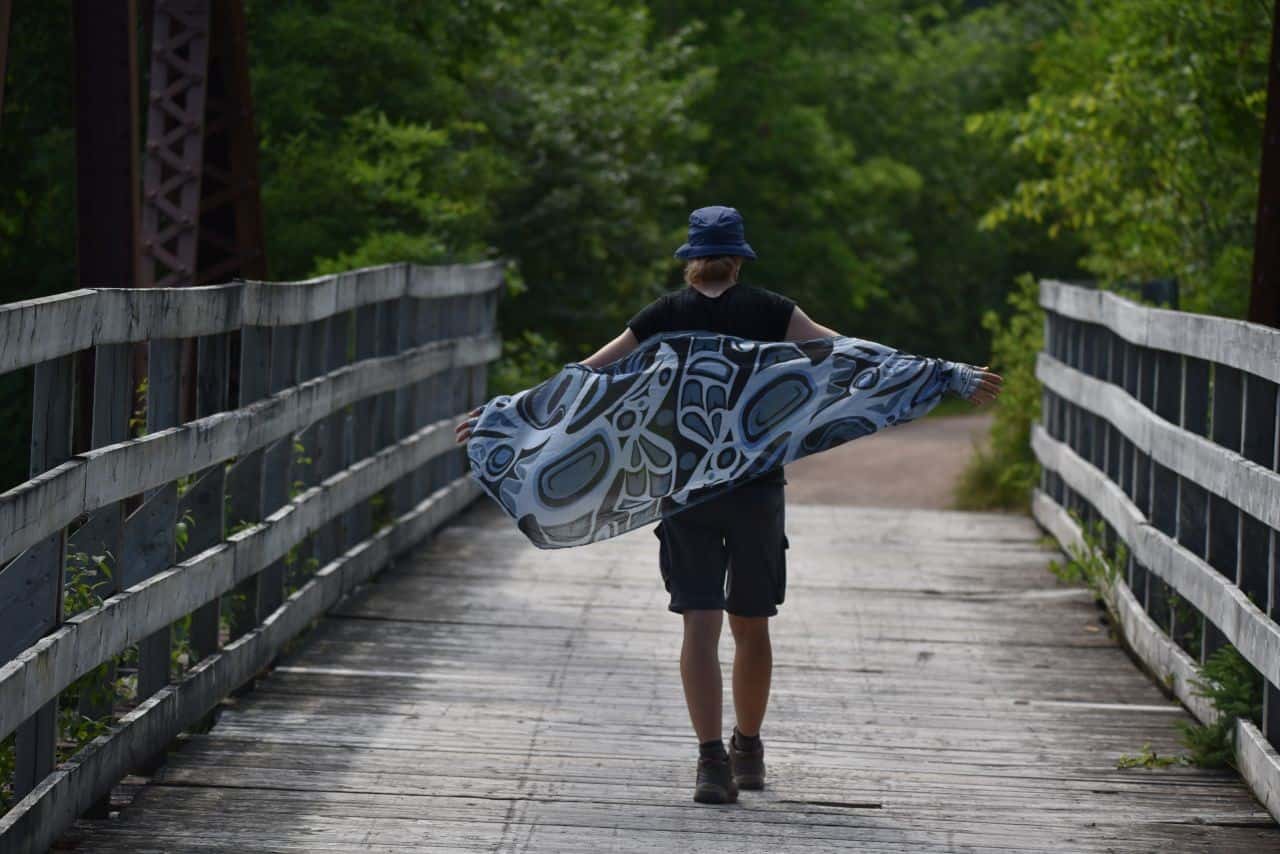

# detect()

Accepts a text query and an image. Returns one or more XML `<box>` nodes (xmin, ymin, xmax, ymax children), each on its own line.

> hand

<box><xmin>968</xmin><ymin>366</ymin><xmax>1004</xmax><ymax>406</ymax></box>
<box><xmin>454</xmin><ymin>407</ymin><xmax>483</xmax><ymax>445</ymax></box>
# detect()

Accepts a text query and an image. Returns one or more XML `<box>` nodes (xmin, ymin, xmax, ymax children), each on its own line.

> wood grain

<box><xmin>0</xmin><ymin>262</ymin><xmax>502</xmax><ymax>375</ymax></box>
<box><xmin>1037</xmin><ymin>353</ymin><xmax>1280</xmax><ymax>530</ymax></box>
<box><xmin>64</xmin><ymin>502</ymin><xmax>1280</xmax><ymax>853</ymax></box>
<box><xmin>1</xmin><ymin>477</ymin><xmax>479</xmax><ymax>854</ymax></box>
<box><xmin>1032</xmin><ymin>424</ymin><xmax>1280</xmax><ymax>690</ymax></box>
<box><xmin>1040</xmin><ymin>279</ymin><xmax>1280</xmax><ymax>384</ymax></box>
<box><xmin>0</xmin><ymin>415</ymin><xmax>466</xmax><ymax>743</ymax></box>
<box><xmin>1033</xmin><ymin>490</ymin><xmax>1280</xmax><ymax>823</ymax></box>
<box><xmin>0</xmin><ymin>332</ymin><xmax>498</xmax><ymax>566</ymax></box>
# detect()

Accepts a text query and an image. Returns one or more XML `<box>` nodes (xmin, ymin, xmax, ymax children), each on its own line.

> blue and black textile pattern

<box><xmin>466</xmin><ymin>331</ymin><xmax>979</xmax><ymax>549</ymax></box>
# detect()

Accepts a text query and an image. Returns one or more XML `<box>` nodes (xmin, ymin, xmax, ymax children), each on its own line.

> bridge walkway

<box><xmin>69</xmin><ymin>502</ymin><xmax>1280</xmax><ymax>853</ymax></box>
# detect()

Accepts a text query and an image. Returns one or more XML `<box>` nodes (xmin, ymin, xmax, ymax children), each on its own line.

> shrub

<box><xmin>953</xmin><ymin>273</ymin><xmax>1042</xmax><ymax>510</ymax></box>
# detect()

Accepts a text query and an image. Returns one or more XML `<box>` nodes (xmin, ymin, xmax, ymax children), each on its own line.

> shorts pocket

<box><xmin>654</xmin><ymin>522</ymin><xmax>673</xmax><ymax>592</ymax></box>
<box><xmin>773</xmin><ymin>533</ymin><xmax>789</xmax><ymax>605</ymax></box>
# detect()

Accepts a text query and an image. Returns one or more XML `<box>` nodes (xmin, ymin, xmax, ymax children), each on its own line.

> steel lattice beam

<box><xmin>140</xmin><ymin>0</ymin><xmax>265</xmax><ymax>288</ymax></box>
<box><xmin>140</xmin><ymin>0</ymin><xmax>211</xmax><ymax>288</ymax></box>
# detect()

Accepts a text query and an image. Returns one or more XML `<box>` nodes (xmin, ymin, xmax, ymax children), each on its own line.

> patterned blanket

<box><xmin>466</xmin><ymin>332</ymin><xmax>978</xmax><ymax>548</ymax></box>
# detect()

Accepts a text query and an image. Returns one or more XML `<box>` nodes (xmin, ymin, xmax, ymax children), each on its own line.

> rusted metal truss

<box><xmin>140</xmin><ymin>0</ymin><xmax>266</xmax><ymax>288</ymax></box>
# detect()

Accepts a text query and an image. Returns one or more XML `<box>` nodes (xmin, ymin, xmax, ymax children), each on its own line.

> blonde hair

<box><xmin>683</xmin><ymin>255</ymin><xmax>744</xmax><ymax>286</ymax></box>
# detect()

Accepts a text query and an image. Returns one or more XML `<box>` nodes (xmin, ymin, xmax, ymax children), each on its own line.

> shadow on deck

<box><xmin>68</xmin><ymin>501</ymin><xmax>1280</xmax><ymax>853</ymax></box>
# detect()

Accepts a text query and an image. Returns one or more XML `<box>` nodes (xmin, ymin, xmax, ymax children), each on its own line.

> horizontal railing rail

<box><xmin>0</xmin><ymin>262</ymin><xmax>502</xmax><ymax>853</ymax></box>
<box><xmin>1033</xmin><ymin>279</ymin><xmax>1280</xmax><ymax>820</ymax></box>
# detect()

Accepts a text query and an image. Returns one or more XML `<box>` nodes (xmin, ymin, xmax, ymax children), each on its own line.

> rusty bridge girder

<box><xmin>140</xmin><ymin>0</ymin><xmax>266</xmax><ymax>289</ymax></box>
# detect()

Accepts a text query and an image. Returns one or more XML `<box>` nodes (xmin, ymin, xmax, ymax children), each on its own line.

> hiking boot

<box><xmin>693</xmin><ymin>752</ymin><xmax>739</xmax><ymax>804</ymax></box>
<box><xmin>730</xmin><ymin>730</ymin><xmax>765</xmax><ymax>790</ymax></box>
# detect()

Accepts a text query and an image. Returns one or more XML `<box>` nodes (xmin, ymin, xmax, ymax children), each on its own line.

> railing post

<box><xmin>1202</xmin><ymin>365</ymin><xmax>1244</xmax><ymax>660</ymax></box>
<box><xmin>10</xmin><ymin>355</ymin><xmax>75</xmax><ymax>799</ymax></box>
<box><xmin>1150</xmin><ymin>350</ymin><xmax>1181</xmax><ymax>640</ymax></box>
<box><xmin>1241</xmin><ymin>375</ymin><xmax>1277</xmax><ymax>607</ymax></box>
<box><xmin>225</xmin><ymin>324</ymin><xmax>270</xmax><ymax>634</ymax></box>
<box><xmin>185</xmin><ymin>333</ymin><xmax>231</xmax><ymax>660</ymax></box>
<box><xmin>256</xmin><ymin>322</ymin><xmax>300</xmax><ymax>622</ymax></box>
<box><xmin>73</xmin><ymin>343</ymin><xmax>132</xmax><ymax>729</ymax></box>
<box><xmin>392</xmin><ymin>285</ymin><xmax>419</xmax><ymax>517</ymax></box>
<box><xmin>286</xmin><ymin>315</ymin><xmax>328</xmax><ymax>591</ymax></box>
<box><xmin>130</xmin><ymin>338</ymin><xmax>182</xmax><ymax>703</ymax></box>
<box><xmin>321</xmin><ymin>301</ymin><xmax>351</xmax><ymax>560</ymax></box>
<box><xmin>449</xmin><ymin>295</ymin><xmax>469</xmax><ymax>481</ymax></box>
<box><xmin>422</xmin><ymin>292</ymin><xmax>445</xmax><ymax>493</ymax></box>
<box><xmin>348</xmin><ymin>296</ymin><xmax>379</xmax><ymax>542</ymax></box>
<box><xmin>1180</xmin><ymin>357</ymin><xmax>1211</xmax><ymax>657</ymax></box>
<box><xmin>411</xmin><ymin>269</ymin><xmax>437</xmax><ymax>502</ymax></box>
<box><xmin>372</xmin><ymin>297</ymin><xmax>397</xmax><ymax>533</ymax></box>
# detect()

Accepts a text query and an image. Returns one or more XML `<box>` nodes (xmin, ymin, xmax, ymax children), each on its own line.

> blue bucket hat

<box><xmin>674</xmin><ymin>205</ymin><xmax>757</xmax><ymax>260</ymax></box>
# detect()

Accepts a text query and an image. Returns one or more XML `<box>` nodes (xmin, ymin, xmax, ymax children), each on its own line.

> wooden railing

<box><xmin>1032</xmin><ymin>280</ymin><xmax>1280</xmax><ymax>818</ymax></box>
<box><xmin>0</xmin><ymin>262</ymin><xmax>502</xmax><ymax>852</ymax></box>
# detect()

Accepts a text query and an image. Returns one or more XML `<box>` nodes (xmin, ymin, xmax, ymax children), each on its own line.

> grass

<box><xmin>1117</xmin><ymin>743</ymin><xmax>1188</xmax><ymax>769</ymax></box>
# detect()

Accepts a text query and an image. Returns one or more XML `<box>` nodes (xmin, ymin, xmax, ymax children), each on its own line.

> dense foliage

<box><xmin>0</xmin><ymin>0</ymin><xmax>1270</xmax><ymax>503</ymax></box>
<box><xmin>953</xmin><ymin>274</ymin><xmax>1044</xmax><ymax>510</ymax></box>
<box><xmin>973</xmin><ymin>0</ymin><xmax>1272</xmax><ymax>318</ymax></box>
<box><xmin>248</xmin><ymin>0</ymin><xmax>713</xmax><ymax>355</ymax></box>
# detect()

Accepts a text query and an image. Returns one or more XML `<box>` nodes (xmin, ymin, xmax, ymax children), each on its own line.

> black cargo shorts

<box><xmin>653</xmin><ymin>479</ymin><xmax>789</xmax><ymax>617</ymax></box>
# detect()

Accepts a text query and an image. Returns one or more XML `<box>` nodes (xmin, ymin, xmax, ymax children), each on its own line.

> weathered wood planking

<box><xmin>1032</xmin><ymin>491</ymin><xmax>1280</xmax><ymax>821</ymax></box>
<box><xmin>1038</xmin><ymin>280</ymin><xmax>1280</xmax><ymax>823</ymax></box>
<box><xmin>131</xmin><ymin>338</ymin><xmax>182</xmax><ymax>703</ymax></box>
<box><xmin>64</xmin><ymin>503</ymin><xmax>1280</xmax><ymax>853</ymax></box>
<box><xmin>0</xmin><ymin>332</ymin><xmax>499</xmax><ymax>566</ymax></box>
<box><xmin>1040</xmin><ymin>279</ymin><xmax>1280</xmax><ymax>384</ymax></box>
<box><xmin>9</xmin><ymin>355</ymin><xmax>75</xmax><ymax>801</ymax></box>
<box><xmin>2</xmin><ymin>477</ymin><xmax>479</xmax><ymax>854</ymax></box>
<box><xmin>1031</xmin><ymin>426</ymin><xmax>1280</xmax><ymax>692</ymax></box>
<box><xmin>0</xmin><ymin>261</ymin><xmax>503</xmax><ymax>375</ymax></box>
<box><xmin>0</xmin><ymin>261</ymin><xmax>503</xmax><ymax>853</ymax></box>
<box><xmin>1037</xmin><ymin>353</ymin><xmax>1280</xmax><ymax>530</ymax></box>
<box><xmin>0</xmin><ymin>415</ymin><xmax>465</xmax><ymax>743</ymax></box>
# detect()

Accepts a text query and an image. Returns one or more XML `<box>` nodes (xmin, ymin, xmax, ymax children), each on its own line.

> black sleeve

<box><xmin>759</xmin><ymin>287</ymin><xmax>797</xmax><ymax>341</ymax></box>
<box><xmin>627</xmin><ymin>295</ymin><xmax>669</xmax><ymax>343</ymax></box>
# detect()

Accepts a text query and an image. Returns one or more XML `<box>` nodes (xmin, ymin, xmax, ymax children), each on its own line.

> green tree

<box><xmin>249</xmin><ymin>0</ymin><xmax>710</xmax><ymax>357</ymax></box>
<box><xmin>972</xmin><ymin>0</ymin><xmax>1271</xmax><ymax>317</ymax></box>
<box><xmin>646</xmin><ymin>0</ymin><xmax>923</xmax><ymax>335</ymax></box>
<box><xmin>853</xmin><ymin>1</ymin><xmax>1080</xmax><ymax>359</ymax></box>
<box><xmin>472</xmin><ymin>0</ymin><xmax>714</xmax><ymax>353</ymax></box>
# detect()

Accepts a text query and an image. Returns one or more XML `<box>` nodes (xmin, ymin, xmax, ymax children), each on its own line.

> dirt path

<box><xmin>783</xmin><ymin>411</ymin><xmax>993</xmax><ymax>509</ymax></box>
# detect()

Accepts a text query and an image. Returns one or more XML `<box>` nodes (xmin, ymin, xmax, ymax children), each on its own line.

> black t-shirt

<box><xmin>627</xmin><ymin>283</ymin><xmax>796</xmax><ymax>344</ymax></box>
<box><xmin>627</xmin><ymin>283</ymin><xmax>797</xmax><ymax>486</ymax></box>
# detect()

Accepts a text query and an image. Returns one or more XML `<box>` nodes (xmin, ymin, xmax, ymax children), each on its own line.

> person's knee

<box><xmin>728</xmin><ymin>614</ymin><xmax>770</xmax><ymax>644</ymax></box>
<box><xmin>682</xmin><ymin>609</ymin><xmax>723</xmax><ymax>643</ymax></box>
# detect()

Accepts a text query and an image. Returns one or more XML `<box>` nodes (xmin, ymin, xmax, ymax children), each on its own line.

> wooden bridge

<box><xmin>1</xmin><ymin>267</ymin><xmax>1280</xmax><ymax>852</ymax></box>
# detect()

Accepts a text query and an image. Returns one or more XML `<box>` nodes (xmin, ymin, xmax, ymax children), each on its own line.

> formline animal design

<box><xmin>467</xmin><ymin>331</ymin><xmax>980</xmax><ymax>548</ymax></box>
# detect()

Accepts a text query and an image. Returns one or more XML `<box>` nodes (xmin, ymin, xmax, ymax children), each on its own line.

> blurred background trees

<box><xmin>0</xmin><ymin>0</ymin><xmax>1272</xmax><ymax>506</ymax></box>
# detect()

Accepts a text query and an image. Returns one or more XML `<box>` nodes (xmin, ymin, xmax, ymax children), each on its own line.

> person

<box><xmin>455</xmin><ymin>205</ymin><xmax>1003</xmax><ymax>805</ymax></box>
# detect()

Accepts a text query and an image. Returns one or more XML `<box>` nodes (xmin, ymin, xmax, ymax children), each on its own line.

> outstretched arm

<box><xmin>784</xmin><ymin>305</ymin><xmax>1005</xmax><ymax>406</ymax></box>
<box><xmin>579</xmin><ymin>327</ymin><xmax>641</xmax><ymax>369</ymax></box>
<box><xmin>455</xmin><ymin>327</ymin><xmax>642</xmax><ymax>444</ymax></box>
<box><xmin>784</xmin><ymin>305</ymin><xmax>841</xmax><ymax>341</ymax></box>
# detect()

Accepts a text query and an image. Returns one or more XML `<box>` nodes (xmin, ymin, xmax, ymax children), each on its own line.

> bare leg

<box><xmin>680</xmin><ymin>610</ymin><xmax>724</xmax><ymax>743</ymax></box>
<box><xmin>728</xmin><ymin>614</ymin><xmax>772</xmax><ymax>737</ymax></box>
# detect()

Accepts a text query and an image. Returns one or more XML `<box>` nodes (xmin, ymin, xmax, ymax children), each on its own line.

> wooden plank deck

<box><xmin>68</xmin><ymin>501</ymin><xmax>1280</xmax><ymax>853</ymax></box>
